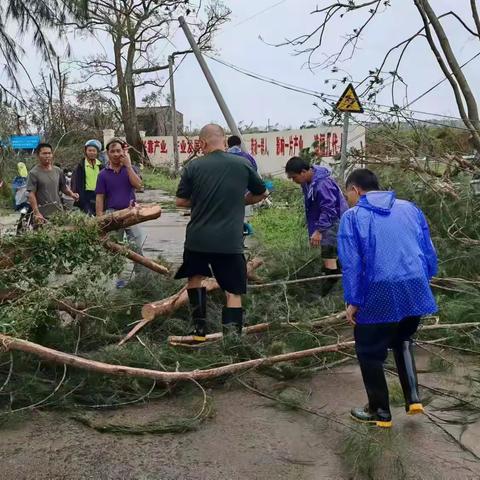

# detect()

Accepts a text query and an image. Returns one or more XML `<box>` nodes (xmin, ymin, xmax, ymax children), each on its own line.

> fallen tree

<box><xmin>168</xmin><ymin>311</ymin><xmax>347</xmax><ymax>345</ymax></box>
<box><xmin>96</xmin><ymin>204</ymin><xmax>162</xmax><ymax>232</ymax></box>
<box><xmin>103</xmin><ymin>240</ymin><xmax>169</xmax><ymax>276</ymax></box>
<box><xmin>0</xmin><ymin>333</ymin><xmax>355</xmax><ymax>384</ymax></box>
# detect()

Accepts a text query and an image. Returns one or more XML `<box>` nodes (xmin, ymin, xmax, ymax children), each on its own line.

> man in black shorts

<box><xmin>175</xmin><ymin>124</ymin><xmax>268</xmax><ymax>341</ymax></box>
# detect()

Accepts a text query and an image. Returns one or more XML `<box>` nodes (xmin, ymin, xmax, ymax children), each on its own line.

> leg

<box><xmin>210</xmin><ymin>254</ymin><xmax>247</xmax><ymax>336</ymax></box>
<box><xmin>391</xmin><ymin>317</ymin><xmax>423</xmax><ymax>414</ymax></box>
<box><xmin>175</xmin><ymin>250</ymin><xmax>212</xmax><ymax>342</ymax></box>
<box><xmin>124</xmin><ymin>225</ymin><xmax>147</xmax><ymax>275</ymax></box>
<box><xmin>320</xmin><ymin>244</ymin><xmax>341</xmax><ymax>296</ymax></box>
<box><xmin>352</xmin><ymin>322</ymin><xmax>394</xmax><ymax>428</ymax></box>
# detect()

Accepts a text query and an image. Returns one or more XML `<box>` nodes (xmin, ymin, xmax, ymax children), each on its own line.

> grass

<box><xmin>142</xmin><ymin>167</ymin><xmax>179</xmax><ymax>195</ymax></box>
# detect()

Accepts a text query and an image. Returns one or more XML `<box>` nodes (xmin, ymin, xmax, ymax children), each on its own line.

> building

<box><xmin>136</xmin><ymin>106</ymin><xmax>184</xmax><ymax>136</ymax></box>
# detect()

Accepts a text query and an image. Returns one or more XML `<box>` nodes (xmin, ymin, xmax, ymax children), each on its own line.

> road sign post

<box><xmin>335</xmin><ymin>83</ymin><xmax>363</xmax><ymax>181</ymax></box>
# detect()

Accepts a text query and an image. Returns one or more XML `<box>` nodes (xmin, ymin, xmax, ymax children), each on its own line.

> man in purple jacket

<box><xmin>285</xmin><ymin>157</ymin><xmax>348</xmax><ymax>295</ymax></box>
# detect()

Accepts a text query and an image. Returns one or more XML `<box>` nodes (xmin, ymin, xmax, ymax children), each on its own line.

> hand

<box><xmin>310</xmin><ymin>230</ymin><xmax>322</xmax><ymax>248</ymax></box>
<box><xmin>71</xmin><ymin>192</ymin><xmax>79</xmax><ymax>201</ymax></box>
<box><xmin>121</xmin><ymin>144</ymin><xmax>132</xmax><ymax>168</ymax></box>
<box><xmin>34</xmin><ymin>211</ymin><xmax>46</xmax><ymax>224</ymax></box>
<box><xmin>346</xmin><ymin>305</ymin><xmax>358</xmax><ymax>326</ymax></box>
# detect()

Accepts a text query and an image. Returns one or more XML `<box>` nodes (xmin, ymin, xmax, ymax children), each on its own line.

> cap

<box><xmin>85</xmin><ymin>139</ymin><xmax>102</xmax><ymax>151</ymax></box>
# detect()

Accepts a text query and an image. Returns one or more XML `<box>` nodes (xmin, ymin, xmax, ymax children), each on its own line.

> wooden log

<box><xmin>96</xmin><ymin>204</ymin><xmax>162</xmax><ymax>233</ymax></box>
<box><xmin>0</xmin><ymin>333</ymin><xmax>354</xmax><ymax>384</ymax></box>
<box><xmin>118</xmin><ymin>258</ymin><xmax>264</xmax><ymax>346</ymax></box>
<box><xmin>103</xmin><ymin>240</ymin><xmax>169</xmax><ymax>275</ymax></box>
<box><xmin>168</xmin><ymin>311</ymin><xmax>347</xmax><ymax>345</ymax></box>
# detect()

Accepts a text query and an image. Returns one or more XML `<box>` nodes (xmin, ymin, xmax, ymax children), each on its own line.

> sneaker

<box><xmin>116</xmin><ymin>279</ymin><xmax>127</xmax><ymax>289</ymax></box>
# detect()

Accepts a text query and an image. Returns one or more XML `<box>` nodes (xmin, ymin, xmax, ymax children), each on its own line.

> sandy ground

<box><xmin>0</xmin><ymin>354</ymin><xmax>479</xmax><ymax>480</ymax></box>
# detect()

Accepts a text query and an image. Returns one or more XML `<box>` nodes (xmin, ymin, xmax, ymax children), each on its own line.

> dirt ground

<box><xmin>0</xmin><ymin>352</ymin><xmax>479</xmax><ymax>480</ymax></box>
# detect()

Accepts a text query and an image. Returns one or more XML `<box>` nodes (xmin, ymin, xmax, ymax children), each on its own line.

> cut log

<box><xmin>103</xmin><ymin>240</ymin><xmax>169</xmax><ymax>275</ymax></box>
<box><xmin>141</xmin><ymin>258</ymin><xmax>264</xmax><ymax>322</ymax></box>
<box><xmin>118</xmin><ymin>258</ymin><xmax>264</xmax><ymax>346</ymax></box>
<box><xmin>96</xmin><ymin>204</ymin><xmax>162</xmax><ymax>233</ymax></box>
<box><xmin>167</xmin><ymin>311</ymin><xmax>347</xmax><ymax>345</ymax></box>
<box><xmin>0</xmin><ymin>333</ymin><xmax>354</xmax><ymax>384</ymax></box>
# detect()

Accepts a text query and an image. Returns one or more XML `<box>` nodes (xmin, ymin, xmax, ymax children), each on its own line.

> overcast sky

<box><xmin>9</xmin><ymin>0</ymin><xmax>480</xmax><ymax>131</ymax></box>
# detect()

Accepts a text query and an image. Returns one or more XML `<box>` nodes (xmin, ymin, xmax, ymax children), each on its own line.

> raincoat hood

<box><xmin>311</xmin><ymin>165</ymin><xmax>331</xmax><ymax>182</ymax></box>
<box><xmin>358</xmin><ymin>191</ymin><xmax>396</xmax><ymax>215</ymax></box>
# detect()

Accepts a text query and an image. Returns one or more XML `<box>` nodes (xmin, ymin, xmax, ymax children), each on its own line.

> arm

<box><xmin>26</xmin><ymin>172</ymin><xmax>45</xmax><ymax>222</ymax></box>
<box><xmin>245</xmin><ymin>190</ymin><xmax>269</xmax><ymax>205</ymax></box>
<box><xmin>417</xmin><ymin>208</ymin><xmax>438</xmax><ymax>278</ymax></box>
<box><xmin>122</xmin><ymin>148</ymin><xmax>143</xmax><ymax>190</ymax></box>
<box><xmin>28</xmin><ymin>191</ymin><xmax>45</xmax><ymax>222</ymax></box>
<box><xmin>176</xmin><ymin>197</ymin><xmax>192</xmax><ymax>208</ymax></box>
<box><xmin>246</xmin><ymin>166</ymin><xmax>267</xmax><ymax>205</ymax></box>
<box><xmin>175</xmin><ymin>165</ymin><xmax>192</xmax><ymax>209</ymax></box>
<box><xmin>314</xmin><ymin>181</ymin><xmax>338</xmax><ymax>233</ymax></box>
<box><xmin>338</xmin><ymin>211</ymin><xmax>365</xmax><ymax>307</ymax></box>
<box><xmin>96</xmin><ymin>194</ymin><xmax>105</xmax><ymax>217</ymax></box>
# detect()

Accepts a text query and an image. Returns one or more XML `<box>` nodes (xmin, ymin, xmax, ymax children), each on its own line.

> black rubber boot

<box><xmin>320</xmin><ymin>266</ymin><xmax>340</xmax><ymax>296</ymax></box>
<box><xmin>393</xmin><ymin>340</ymin><xmax>424</xmax><ymax>415</ymax></box>
<box><xmin>351</xmin><ymin>359</ymin><xmax>392</xmax><ymax>428</ymax></box>
<box><xmin>187</xmin><ymin>287</ymin><xmax>207</xmax><ymax>342</ymax></box>
<box><xmin>222</xmin><ymin>307</ymin><xmax>244</xmax><ymax>336</ymax></box>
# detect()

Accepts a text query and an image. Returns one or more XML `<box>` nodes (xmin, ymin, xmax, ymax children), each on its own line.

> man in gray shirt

<box><xmin>27</xmin><ymin>143</ymin><xmax>79</xmax><ymax>223</ymax></box>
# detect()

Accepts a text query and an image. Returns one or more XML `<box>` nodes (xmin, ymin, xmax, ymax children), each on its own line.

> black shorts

<box><xmin>321</xmin><ymin>244</ymin><xmax>337</xmax><ymax>259</ymax></box>
<box><xmin>174</xmin><ymin>249</ymin><xmax>247</xmax><ymax>295</ymax></box>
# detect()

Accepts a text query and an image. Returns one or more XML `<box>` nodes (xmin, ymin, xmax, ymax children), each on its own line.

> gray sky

<box><xmin>9</xmin><ymin>0</ymin><xmax>480</xmax><ymax>131</ymax></box>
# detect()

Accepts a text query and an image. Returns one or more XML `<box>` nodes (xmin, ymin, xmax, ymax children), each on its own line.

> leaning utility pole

<box><xmin>169</xmin><ymin>55</ymin><xmax>180</xmax><ymax>175</ymax></box>
<box><xmin>178</xmin><ymin>16</ymin><xmax>244</xmax><ymax>149</ymax></box>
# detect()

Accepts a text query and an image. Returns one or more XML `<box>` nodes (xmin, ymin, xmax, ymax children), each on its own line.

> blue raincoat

<box><xmin>302</xmin><ymin>166</ymin><xmax>348</xmax><ymax>246</ymax></box>
<box><xmin>338</xmin><ymin>191</ymin><xmax>438</xmax><ymax>324</ymax></box>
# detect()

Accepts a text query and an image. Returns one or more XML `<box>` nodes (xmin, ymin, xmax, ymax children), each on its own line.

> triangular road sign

<box><xmin>336</xmin><ymin>83</ymin><xmax>364</xmax><ymax>113</ymax></box>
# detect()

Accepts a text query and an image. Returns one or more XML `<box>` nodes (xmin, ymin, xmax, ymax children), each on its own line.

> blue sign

<box><xmin>10</xmin><ymin>135</ymin><xmax>41</xmax><ymax>150</ymax></box>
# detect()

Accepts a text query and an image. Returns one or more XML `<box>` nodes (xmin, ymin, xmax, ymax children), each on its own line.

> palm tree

<box><xmin>0</xmin><ymin>0</ymin><xmax>86</xmax><ymax>103</ymax></box>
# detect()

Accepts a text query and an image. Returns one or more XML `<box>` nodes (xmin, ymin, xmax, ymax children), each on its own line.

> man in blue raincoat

<box><xmin>338</xmin><ymin>169</ymin><xmax>438</xmax><ymax>428</ymax></box>
<box><xmin>285</xmin><ymin>156</ymin><xmax>348</xmax><ymax>295</ymax></box>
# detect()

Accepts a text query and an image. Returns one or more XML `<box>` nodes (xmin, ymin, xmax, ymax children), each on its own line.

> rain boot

<box><xmin>393</xmin><ymin>340</ymin><xmax>424</xmax><ymax>415</ymax></box>
<box><xmin>351</xmin><ymin>359</ymin><xmax>392</xmax><ymax>428</ymax></box>
<box><xmin>187</xmin><ymin>287</ymin><xmax>207</xmax><ymax>342</ymax></box>
<box><xmin>222</xmin><ymin>307</ymin><xmax>243</xmax><ymax>336</ymax></box>
<box><xmin>320</xmin><ymin>266</ymin><xmax>341</xmax><ymax>297</ymax></box>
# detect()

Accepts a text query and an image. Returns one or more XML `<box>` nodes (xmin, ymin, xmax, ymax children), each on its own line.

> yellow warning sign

<box><xmin>336</xmin><ymin>83</ymin><xmax>364</xmax><ymax>113</ymax></box>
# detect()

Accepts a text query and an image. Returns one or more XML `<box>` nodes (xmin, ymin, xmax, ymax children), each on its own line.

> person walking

<box><xmin>175</xmin><ymin>124</ymin><xmax>268</xmax><ymax>342</ymax></box>
<box><xmin>338</xmin><ymin>168</ymin><xmax>438</xmax><ymax>428</ymax></box>
<box><xmin>285</xmin><ymin>156</ymin><xmax>348</xmax><ymax>295</ymax></box>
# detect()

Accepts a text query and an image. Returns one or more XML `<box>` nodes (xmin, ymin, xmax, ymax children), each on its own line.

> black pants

<box><xmin>354</xmin><ymin>317</ymin><xmax>420</xmax><ymax>363</ymax></box>
<box><xmin>80</xmin><ymin>190</ymin><xmax>96</xmax><ymax>215</ymax></box>
<box><xmin>354</xmin><ymin>317</ymin><xmax>420</xmax><ymax>411</ymax></box>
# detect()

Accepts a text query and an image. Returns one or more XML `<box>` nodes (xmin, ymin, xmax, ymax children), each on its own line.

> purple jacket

<box><xmin>302</xmin><ymin>166</ymin><xmax>348</xmax><ymax>245</ymax></box>
<box><xmin>228</xmin><ymin>146</ymin><xmax>258</xmax><ymax>171</ymax></box>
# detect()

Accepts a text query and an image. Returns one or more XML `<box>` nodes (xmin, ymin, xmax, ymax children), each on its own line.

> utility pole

<box><xmin>169</xmin><ymin>55</ymin><xmax>180</xmax><ymax>175</ymax></box>
<box><xmin>340</xmin><ymin>112</ymin><xmax>350</xmax><ymax>181</ymax></box>
<box><xmin>178</xmin><ymin>16</ymin><xmax>245</xmax><ymax>150</ymax></box>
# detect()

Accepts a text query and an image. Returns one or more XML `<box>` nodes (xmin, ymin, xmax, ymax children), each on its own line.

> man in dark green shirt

<box><xmin>175</xmin><ymin>124</ymin><xmax>268</xmax><ymax>341</ymax></box>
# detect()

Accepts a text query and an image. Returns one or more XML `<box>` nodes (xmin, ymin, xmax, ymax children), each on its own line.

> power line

<box><xmin>229</xmin><ymin>0</ymin><xmax>292</xmax><ymax>28</ymax></box>
<box><xmin>206</xmin><ymin>54</ymin><xmax>472</xmax><ymax>130</ymax></box>
<box><xmin>406</xmin><ymin>51</ymin><xmax>480</xmax><ymax>108</ymax></box>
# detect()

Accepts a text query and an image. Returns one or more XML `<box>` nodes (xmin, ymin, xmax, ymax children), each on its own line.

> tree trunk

<box><xmin>103</xmin><ymin>240</ymin><xmax>169</xmax><ymax>275</ymax></box>
<box><xmin>168</xmin><ymin>311</ymin><xmax>347</xmax><ymax>345</ymax></box>
<box><xmin>0</xmin><ymin>333</ymin><xmax>355</xmax><ymax>384</ymax></box>
<box><xmin>416</xmin><ymin>0</ymin><xmax>480</xmax><ymax>149</ymax></box>
<box><xmin>96</xmin><ymin>204</ymin><xmax>162</xmax><ymax>233</ymax></box>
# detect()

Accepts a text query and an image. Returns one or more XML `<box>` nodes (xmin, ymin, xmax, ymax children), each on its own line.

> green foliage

<box><xmin>142</xmin><ymin>168</ymin><xmax>179</xmax><ymax>195</ymax></box>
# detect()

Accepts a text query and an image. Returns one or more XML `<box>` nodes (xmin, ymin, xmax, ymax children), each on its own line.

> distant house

<box><xmin>136</xmin><ymin>106</ymin><xmax>184</xmax><ymax>136</ymax></box>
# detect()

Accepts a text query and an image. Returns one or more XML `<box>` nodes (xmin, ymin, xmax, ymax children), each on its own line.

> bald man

<box><xmin>175</xmin><ymin>124</ymin><xmax>268</xmax><ymax>342</ymax></box>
